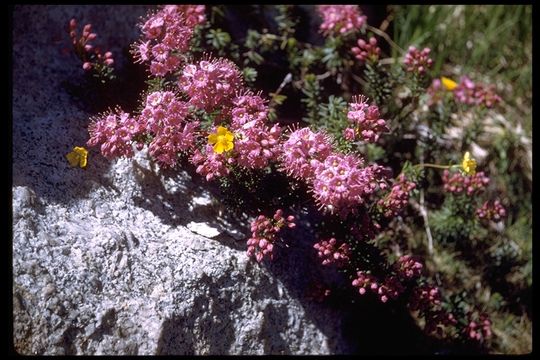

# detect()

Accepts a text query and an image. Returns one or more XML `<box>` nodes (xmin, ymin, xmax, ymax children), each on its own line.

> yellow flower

<box><xmin>208</xmin><ymin>126</ymin><xmax>234</xmax><ymax>154</ymax></box>
<box><xmin>66</xmin><ymin>146</ymin><xmax>88</xmax><ymax>169</ymax></box>
<box><xmin>461</xmin><ymin>151</ymin><xmax>477</xmax><ymax>175</ymax></box>
<box><xmin>441</xmin><ymin>76</ymin><xmax>458</xmax><ymax>91</ymax></box>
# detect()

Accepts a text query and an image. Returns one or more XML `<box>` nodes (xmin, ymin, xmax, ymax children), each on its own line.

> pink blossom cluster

<box><xmin>403</xmin><ymin>46</ymin><xmax>433</xmax><ymax>74</ymax></box>
<box><xmin>443</xmin><ymin>170</ymin><xmax>490</xmax><ymax>196</ymax></box>
<box><xmin>179</xmin><ymin>58</ymin><xmax>243</xmax><ymax>111</ymax></box>
<box><xmin>454</xmin><ymin>76</ymin><xmax>501</xmax><ymax>108</ymax></box>
<box><xmin>351</xmin><ymin>37</ymin><xmax>381</xmax><ymax>64</ymax></box>
<box><xmin>317</xmin><ymin>5</ymin><xmax>367</xmax><ymax>36</ymax></box>
<box><xmin>409</xmin><ymin>285</ymin><xmax>442</xmax><ymax>313</ymax></box>
<box><xmin>235</xmin><ymin>124</ymin><xmax>282</xmax><ymax>169</ymax></box>
<box><xmin>87</xmin><ymin>109</ymin><xmax>140</xmax><ymax>159</ymax></box>
<box><xmin>378</xmin><ymin>174</ymin><xmax>416</xmax><ymax>218</ymax></box>
<box><xmin>377</xmin><ymin>276</ymin><xmax>405</xmax><ymax>303</ymax></box>
<box><xmin>346</xmin><ymin>95</ymin><xmax>389</xmax><ymax>143</ymax></box>
<box><xmin>139</xmin><ymin>91</ymin><xmax>199</xmax><ymax>167</ymax></box>
<box><xmin>476</xmin><ymin>200</ymin><xmax>507</xmax><ymax>222</ymax></box>
<box><xmin>246</xmin><ymin>209</ymin><xmax>296</xmax><ymax>262</ymax></box>
<box><xmin>466</xmin><ymin>313</ymin><xmax>492</xmax><ymax>342</ymax></box>
<box><xmin>190</xmin><ymin>144</ymin><xmax>232</xmax><ymax>181</ymax></box>
<box><xmin>68</xmin><ymin>18</ymin><xmax>114</xmax><ymax>71</ymax></box>
<box><xmin>280</xmin><ymin>128</ymin><xmax>390</xmax><ymax>215</ymax></box>
<box><xmin>395</xmin><ymin>255</ymin><xmax>423</xmax><ymax>281</ymax></box>
<box><xmin>313</xmin><ymin>238</ymin><xmax>351</xmax><ymax>266</ymax></box>
<box><xmin>230</xmin><ymin>94</ymin><xmax>282</xmax><ymax>169</ymax></box>
<box><xmin>352</xmin><ymin>271</ymin><xmax>404</xmax><ymax>303</ymax></box>
<box><xmin>312</xmin><ymin>153</ymin><xmax>382</xmax><ymax>215</ymax></box>
<box><xmin>279</xmin><ymin>128</ymin><xmax>333</xmax><ymax>180</ymax></box>
<box><xmin>351</xmin><ymin>271</ymin><xmax>379</xmax><ymax>295</ymax></box>
<box><xmin>133</xmin><ymin>5</ymin><xmax>206</xmax><ymax>77</ymax></box>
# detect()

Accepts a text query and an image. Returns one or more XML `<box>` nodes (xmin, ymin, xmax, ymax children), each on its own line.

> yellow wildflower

<box><xmin>208</xmin><ymin>126</ymin><xmax>234</xmax><ymax>154</ymax></box>
<box><xmin>441</xmin><ymin>76</ymin><xmax>458</xmax><ymax>91</ymax></box>
<box><xmin>66</xmin><ymin>146</ymin><xmax>88</xmax><ymax>169</ymax></box>
<box><xmin>461</xmin><ymin>151</ymin><xmax>477</xmax><ymax>175</ymax></box>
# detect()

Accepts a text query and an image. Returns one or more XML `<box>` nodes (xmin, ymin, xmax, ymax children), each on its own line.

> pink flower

<box><xmin>352</xmin><ymin>271</ymin><xmax>379</xmax><ymax>296</ymax></box>
<box><xmin>234</xmin><ymin>123</ymin><xmax>282</xmax><ymax>169</ymax></box>
<box><xmin>133</xmin><ymin>5</ymin><xmax>204</xmax><ymax>76</ymax></box>
<box><xmin>395</xmin><ymin>255</ymin><xmax>423</xmax><ymax>281</ymax></box>
<box><xmin>179</xmin><ymin>58</ymin><xmax>243</xmax><ymax>111</ymax></box>
<box><xmin>465</xmin><ymin>313</ymin><xmax>492</xmax><ymax>342</ymax></box>
<box><xmin>454</xmin><ymin>76</ymin><xmax>502</xmax><ymax>108</ymax></box>
<box><xmin>138</xmin><ymin>91</ymin><xmax>199</xmax><ymax>167</ymax></box>
<box><xmin>403</xmin><ymin>46</ymin><xmax>433</xmax><ymax>74</ymax></box>
<box><xmin>279</xmin><ymin>127</ymin><xmax>333</xmax><ymax>181</ymax></box>
<box><xmin>443</xmin><ymin>170</ymin><xmax>490</xmax><ymax>196</ymax></box>
<box><xmin>377</xmin><ymin>276</ymin><xmax>405</xmax><ymax>302</ymax></box>
<box><xmin>313</xmin><ymin>238</ymin><xmax>351</xmax><ymax>266</ymax></box>
<box><xmin>246</xmin><ymin>209</ymin><xmax>296</xmax><ymax>262</ymax></box>
<box><xmin>409</xmin><ymin>285</ymin><xmax>442</xmax><ymax>313</ymax></box>
<box><xmin>476</xmin><ymin>200</ymin><xmax>506</xmax><ymax>222</ymax></box>
<box><xmin>68</xmin><ymin>19</ymin><xmax>114</xmax><ymax>71</ymax></box>
<box><xmin>190</xmin><ymin>144</ymin><xmax>231</xmax><ymax>181</ymax></box>
<box><xmin>343</xmin><ymin>127</ymin><xmax>356</xmax><ymax>141</ymax></box>
<box><xmin>351</xmin><ymin>37</ymin><xmax>381</xmax><ymax>64</ymax></box>
<box><xmin>87</xmin><ymin>109</ymin><xmax>140</xmax><ymax>160</ymax></box>
<box><xmin>378</xmin><ymin>173</ymin><xmax>416</xmax><ymax>218</ymax></box>
<box><xmin>317</xmin><ymin>5</ymin><xmax>367</xmax><ymax>36</ymax></box>
<box><xmin>311</xmin><ymin>153</ymin><xmax>387</xmax><ymax>216</ymax></box>
<box><xmin>231</xmin><ymin>93</ymin><xmax>269</xmax><ymax>129</ymax></box>
<box><xmin>347</xmin><ymin>95</ymin><xmax>389</xmax><ymax>143</ymax></box>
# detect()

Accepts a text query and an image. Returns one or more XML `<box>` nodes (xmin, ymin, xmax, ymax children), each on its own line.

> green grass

<box><xmin>390</xmin><ymin>5</ymin><xmax>532</xmax><ymax>133</ymax></box>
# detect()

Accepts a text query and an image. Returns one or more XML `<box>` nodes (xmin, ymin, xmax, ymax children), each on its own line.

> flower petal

<box><xmin>208</xmin><ymin>133</ymin><xmax>218</xmax><ymax>144</ymax></box>
<box><xmin>66</xmin><ymin>152</ymin><xmax>79</xmax><ymax>167</ymax></box>
<box><xmin>213</xmin><ymin>142</ymin><xmax>225</xmax><ymax>154</ymax></box>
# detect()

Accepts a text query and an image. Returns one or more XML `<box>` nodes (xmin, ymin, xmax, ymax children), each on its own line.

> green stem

<box><xmin>414</xmin><ymin>163</ymin><xmax>459</xmax><ymax>170</ymax></box>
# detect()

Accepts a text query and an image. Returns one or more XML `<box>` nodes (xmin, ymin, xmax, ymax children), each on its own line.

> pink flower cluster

<box><xmin>443</xmin><ymin>170</ymin><xmax>490</xmax><ymax>196</ymax></box>
<box><xmin>87</xmin><ymin>109</ymin><xmax>139</xmax><ymax>159</ymax></box>
<box><xmin>231</xmin><ymin>94</ymin><xmax>282</xmax><ymax>169</ymax></box>
<box><xmin>346</xmin><ymin>95</ymin><xmax>389</xmax><ymax>143</ymax></box>
<box><xmin>466</xmin><ymin>313</ymin><xmax>492</xmax><ymax>342</ymax></box>
<box><xmin>352</xmin><ymin>271</ymin><xmax>404</xmax><ymax>303</ymax></box>
<box><xmin>403</xmin><ymin>46</ymin><xmax>433</xmax><ymax>74</ymax></box>
<box><xmin>139</xmin><ymin>91</ymin><xmax>199</xmax><ymax>167</ymax></box>
<box><xmin>317</xmin><ymin>5</ymin><xmax>367</xmax><ymax>36</ymax></box>
<box><xmin>351</xmin><ymin>271</ymin><xmax>379</xmax><ymax>295</ymax></box>
<box><xmin>476</xmin><ymin>200</ymin><xmax>507</xmax><ymax>222</ymax></box>
<box><xmin>191</xmin><ymin>144</ymin><xmax>231</xmax><ymax>181</ymax></box>
<box><xmin>133</xmin><ymin>5</ymin><xmax>206</xmax><ymax>77</ymax></box>
<box><xmin>377</xmin><ymin>276</ymin><xmax>405</xmax><ymax>303</ymax></box>
<box><xmin>246</xmin><ymin>209</ymin><xmax>296</xmax><ymax>262</ymax></box>
<box><xmin>179</xmin><ymin>58</ymin><xmax>243</xmax><ymax>111</ymax></box>
<box><xmin>279</xmin><ymin>128</ymin><xmax>333</xmax><ymax>180</ymax></box>
<box><xmin>68</xmin><ymin>18</ymin><xmax>114</xmax><ymax>71</ymax></box>
<box><xmin>396</xmin><ymin>255</ymin><xmax>423</xmax><ymax>281</ymax></box>
<box><xmin>454</xmin><ymin>76</ymin><xmax>502</xmax><ymax>108</ymax></box>
<box><xmin>313</xmin><ymin>238</ymin><xmax>351</xmax><ymax>266</ymax></box>
<box><xmin>409</xmin><ymin>285</ymin><xmax>442</xmax><ymax>313</ymax></box>
<box><xmin>378</xmin><ymin>174</ymin><xmax>416</xmax><ymax>218</ymax></box>
<box><xmin>312</xmin><ymin>154</ymin><xmax>387</xmax><ymax>215</ymax></box>
<box><xmin>351</xmin><ymin>37</ymin><xmax>381</xmax><ymax>64</ymax></box>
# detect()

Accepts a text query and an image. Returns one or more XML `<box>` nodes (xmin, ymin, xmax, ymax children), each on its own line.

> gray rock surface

<box><xmin>12</xmin><ymin>5</ymin><xmax>352</xmax><ymax>355</ymax></box>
